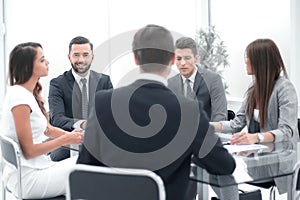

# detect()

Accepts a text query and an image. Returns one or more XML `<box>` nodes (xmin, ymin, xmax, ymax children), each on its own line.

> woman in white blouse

<box><xmin>1</xmin><ymin>42</ymin><xmax>83</xmax><ymax>199</ymax></box>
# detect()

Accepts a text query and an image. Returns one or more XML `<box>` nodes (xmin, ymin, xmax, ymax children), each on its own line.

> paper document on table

<box><xmin>216</xmin><ymin>132</ymin><xmax>232</xmax><ymax>139</ymax></box>
<box><xmin>224</xmin><ymin>144</ymin><xmax>268</xmax><ymax>153</ymax></box>
<box><xmin>216</xmin><ymin>132</ymin><xmax>232</xmax><ymax>142</ymax></box>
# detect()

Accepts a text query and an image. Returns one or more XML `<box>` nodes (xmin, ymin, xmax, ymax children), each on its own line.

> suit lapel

<box><xmin>173</xmin><ymin>74</ymin><xmax>184</xmax><ymax>96</ymax></box>
<box><xmin>88</xmin><ymin>71</ymin><xmax>100</xmax><ymax>103</ymax></box>
<box><xmin>193</xmin><ymin>70</ymin><xmax>204</xmax><ymax>95</ymax></box>
<box><xmin>67</xmin><ymin>70</ymin><xmax>82</xmax><ymax>118</ymax></box>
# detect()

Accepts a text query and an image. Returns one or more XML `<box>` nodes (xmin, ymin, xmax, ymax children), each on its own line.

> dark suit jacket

<box><xmin>77</xmin><ymin>79</ymin><xmax>235</xmax><ymax>200</ymax></box>
<box><xmin>48</xmin><ymin>69</ymin><xmax>113</xmax><ymax>131</ymax></box>
<box><xmin>168</xmin><ymin>67</ymin><xmax>227</xmax><ymax>122</ymax></box>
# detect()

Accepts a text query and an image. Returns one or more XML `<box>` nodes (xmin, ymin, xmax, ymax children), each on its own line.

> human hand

<box><xmin>65</xmin><ymin>129</ymin><xmax>84</xmax><ymax>145</ymax></box>
<box><xmin>230</xmin><ymin>132</ymin><xmax>258</xmax><ymax>145</ymax></box>
<box><xmin>80</xmin><ymin>121</ymin><xmax>87</xmax><ymax>130</ymax></box>
<box><xmin>209</xmin><ymin>122</ymin><xmax>222</xmax><ymax>132</ymax></box>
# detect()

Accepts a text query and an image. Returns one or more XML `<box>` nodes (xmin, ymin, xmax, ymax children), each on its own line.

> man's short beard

<box><xmin>71</xmin><ymin>63</ymin><xmax>91</xmax><ymax>74</ymax></box>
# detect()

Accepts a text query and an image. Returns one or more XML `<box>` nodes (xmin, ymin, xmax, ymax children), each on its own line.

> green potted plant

<box><xmin>195</xmin><ymin>26</ymin><xmax>230</xmax><ymax>92</ymax></box>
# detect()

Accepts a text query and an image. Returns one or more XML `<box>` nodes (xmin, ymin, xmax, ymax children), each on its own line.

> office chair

<box><xmin>298</xmin><ymin>119</ymin><xmax>300</xmax><ymax>135</ymax></box>
<box><xmin>227</xmin><ymin>110</ymin><xmax>235</xmax><ymax>121</ymax></box>
<box><xmin>292</xmin><ymin>119</ymin><xmax>300</xmax><ymax>200</ymax></box>
<box><xmin>66</xmin><ymin>164</ymin><xmax>166</xmax><ymax>200</ymax></box>
<box><xmin>0</xmin><ymin>134</ymin><xmax>65</xmax><ymax>200</ymax></box>
<box><xmin>293</xmin><ymin>160</ymin><xmax>300</xmax><ymax>200</ymax></box>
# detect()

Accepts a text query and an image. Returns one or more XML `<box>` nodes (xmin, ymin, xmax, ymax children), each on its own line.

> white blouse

<box><xmin>253</xmin><ymin>109</ymin><xmax>260</xmax><ymax>122</ymax></box>
<box><xmin>0</xmin><ymin>85</ymin><xmax>54</xmax><ymax>169</ymax></box>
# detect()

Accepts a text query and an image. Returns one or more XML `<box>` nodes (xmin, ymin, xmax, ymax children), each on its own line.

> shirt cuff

<box><xmin>73</xmin><ymin>120</ymin><xmax>86</xmax><ymax>130</ymax></box>
<box><xmin>220</xmin><ymin>121</ymin><xmax>232</xmax><ymax>133</ymax></box>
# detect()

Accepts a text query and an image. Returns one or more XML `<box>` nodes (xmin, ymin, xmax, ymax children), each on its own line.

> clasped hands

<box><xmin>66</xmin><ymin>129</ymin><xmax>85</xmax><ymax>145</ymax></box>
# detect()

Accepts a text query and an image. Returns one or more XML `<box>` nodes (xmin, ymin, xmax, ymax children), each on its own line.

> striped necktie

<box><xmin>184</xmin><ymin>78</ymin><xmax>194</xmax><ymax>99</ymax></box>
<box><xmin>81</xmin><ymin>78</ymin><xmax>88</xmax><ymax>119</ymax></box>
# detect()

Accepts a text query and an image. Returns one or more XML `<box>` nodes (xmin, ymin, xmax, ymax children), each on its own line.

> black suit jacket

<box><xmin>48</xmin><ymin>69</ymin><xmax>113</xmax><ymax>131</ymax></box>
<box><xmin>168</xmin><ymin>67</ymin><xmax>227</xmax><ymax>122</ymax></box>
<box><xmin>77</xmin><ymin>79</ymin><xmax>235</xmax><ymax>200</ymax></box>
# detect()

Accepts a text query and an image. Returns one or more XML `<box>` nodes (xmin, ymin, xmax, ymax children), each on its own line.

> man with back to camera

<box><xmin>48</xmin><ymin>36</ymin><xmax>113</xmax><ymax>161</ymax></box>
<box><xmin>168</xmin><ymin>37</ymin><xmax>227</xmax><ymax>122</ymax></box>
<box><xmin>76</xmin><ymin>24</ymin><xmax>236</xmax><ymax>200</ymax></box>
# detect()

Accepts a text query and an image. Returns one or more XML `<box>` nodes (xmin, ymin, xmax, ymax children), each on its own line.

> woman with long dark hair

<box><xmin>212</xmin><ymin>38</ymin><xmax>298</xmax><ymax>144</ymax></box>
<box><xmin>0</xmin><ymin>42</ymin><xmax>83</xmax><ymax>198</ymax></box>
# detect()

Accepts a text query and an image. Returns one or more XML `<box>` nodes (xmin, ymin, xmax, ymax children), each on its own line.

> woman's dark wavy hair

<box><xmin>245</xmin><ymin>39</ymin><xmax>287</xmax><ymax>128</ymax></box>
<box><xmin>9</xmin><ymin>42</ymin><xmax>48</xmax><ymax>118</ymax></box>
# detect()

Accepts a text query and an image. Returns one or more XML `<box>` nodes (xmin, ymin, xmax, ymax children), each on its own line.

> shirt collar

<box><xmin>72</xmin><ymin>69</ymin><xmax>90</xmax><ymax>85</ymax></box>
<box><xmin>136</xmin><ymin>73</ymin><xmax>168</xmax><ymax>86</ymax></box>
<box><xmin>180</xmin><ymin>66</ymin><xmax>197</xmax><ymax>84</ymax></box>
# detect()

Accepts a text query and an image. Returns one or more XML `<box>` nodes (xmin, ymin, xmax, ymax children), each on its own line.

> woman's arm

<box><xmin>210</xmin><ymin>122</ymin><xmax>222</xmax><ymax>132</ymax></box>
<box><xmin>230</xmin><ymin>131</ymin><xmax>275</xmax><ymax>144</ymax></box>
<box><xmin>45</xmin><ymin>124</ymin><xmax>83</xmax><ymax>139</ymax></box>
<box><xmin>12</xmin><ymin>104</ymin><xmax>83</xmax><ymax>159</ymax></box>
<box><xmin>268</xmin><ymin>80</ymin><xmax>298</xmax><ymax>142</ymax></box>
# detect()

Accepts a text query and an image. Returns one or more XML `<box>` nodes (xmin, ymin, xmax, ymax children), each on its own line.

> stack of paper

<box><xmin>224</xmin><ymin>144</ymin><xmax>268</xmax><ymax>154</ymax></box>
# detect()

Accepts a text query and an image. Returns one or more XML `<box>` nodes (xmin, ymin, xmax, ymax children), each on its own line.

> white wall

<box><xmin>3</xmin><ymin>0</ymin><xmax>200</xmax><ymax>109</ymax></box>
<box><xmin>210</xmin><ymin>0</ymin><xmax>291</xmax><ymax>98</ymax></box>
<box><xmin>1</xmin><ymin>0</ymin><xmax>299</xmax><ymax>116</ymax></box>
<box><xmin>0</xmin><ymin>0</ymin><xmax>6</xmax><ymax>118</ymax></box>
<box><xmin>210</xmin><ymin>0</ymin><xmax>300</xmax><ymax>117</ymax></box>
<box><xmin>102</xmin><ymin>0</ymin><xmax>201</xmax><ymax>88</ymax></box>
<box><xmin>4</xmin><ymin>0</ymin><xmax>111</xmax><ymax>108</ymax></box>
<box><xmin>291</xmin><ymin>0</ymin><xmax>300</xmax><ymax>114</ymax></box>
<box><xmin>0</xmin><ymin>0</ymin><xmax>6</xmax><ymax>119</ymax></box>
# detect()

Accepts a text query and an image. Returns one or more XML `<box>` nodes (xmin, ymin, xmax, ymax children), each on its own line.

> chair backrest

<box><xmin>293</xmin><ymin>160</ymin><xmax>300</xmax><ymax>200</ymax></box>
<box><xmin>227</xmin><ymin>110</ymin><xmax>235</xmax><ymax>121</ymax></box>
<box><xmin>0</xmin><ymin>135</ymin><xmax>66</xmax><ymax>200</ymax></box>
<box><xmin>298</xmin><ymin>119</ymin><xmax>300</xmax><ymax>134</ymax></box>
<box><xmin>0</xmin><ymin>134</ymin><xmax>22</xmax><ymax>200</ymax></box>
<box><xmin>66</xmin><ymin>164</ymin><xmax>166</xmax><ymax>200</ymax></box>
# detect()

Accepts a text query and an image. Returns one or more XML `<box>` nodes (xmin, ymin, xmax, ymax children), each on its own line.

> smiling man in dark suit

<box><xmin>168</xmin><ymin>37</ymin><xmax>227</xmax><ymax>122</ymax></box>
<box><xmin>77</xmin><ymin>25</ymin><xmax>235</xmax><ymax>200</ymax></box>
<box><xmin>48</xmin><ymin>36</ymin><xmax>113</xmax><ymax>161</ymax></box>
